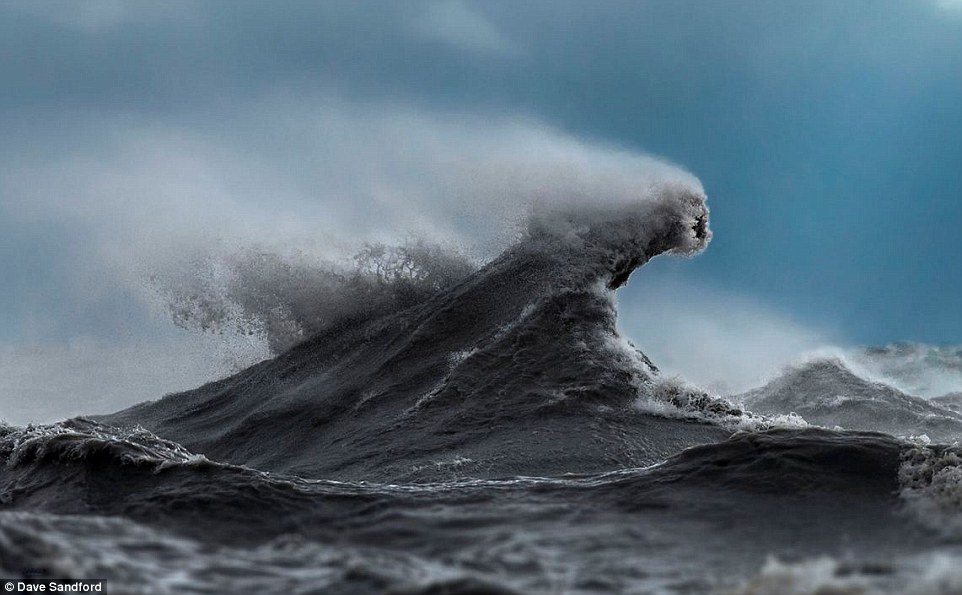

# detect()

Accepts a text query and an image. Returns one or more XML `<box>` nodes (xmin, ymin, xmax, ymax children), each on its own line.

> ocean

<box><xmin>3</xmin><ymin>183</ymin><xmax>962</xmax><ymax>594</ymax></box>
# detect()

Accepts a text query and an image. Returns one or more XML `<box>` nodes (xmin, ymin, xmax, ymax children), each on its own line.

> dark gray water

<box><xmin>3</xmin><ymin>188</ymin><xmax>962</xmax><ymax>594</ymax></box>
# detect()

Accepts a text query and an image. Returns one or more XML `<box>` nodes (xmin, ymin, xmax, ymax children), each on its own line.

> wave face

<box><xmin>4</xmin><ymin>184</ymin><xmax>962</xmax><ymax>593</ymax></box>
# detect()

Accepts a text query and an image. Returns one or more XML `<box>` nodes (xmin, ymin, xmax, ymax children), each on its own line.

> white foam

<box><xmin>0</xmin><ymin>419</ymin><xmax>211</xmax><ymax>471</ymax></box>
<box><xmin>729</xmin><ymin>551</ymin><xmax>962</xmax><ymax>595</ymax></box>
<box><xmin>899</xmin><ymin>444</ymin><xmax>962</xmax><ymax>535</ymax></box>
<box><xmin>633</xmin><ymin>375</ymin><xmax>809</xmax><ymax>432</ymax></box>
<box><xmin>728</xmin><ymin>556</ymin><xmax>871</xmax><ymax>595</ymax></box>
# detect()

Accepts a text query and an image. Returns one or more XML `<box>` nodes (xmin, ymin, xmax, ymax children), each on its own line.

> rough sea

<box><xmin>3</xmin><ymin>183</ymin><xmax>962</xmax><ymax>594</ymax></box>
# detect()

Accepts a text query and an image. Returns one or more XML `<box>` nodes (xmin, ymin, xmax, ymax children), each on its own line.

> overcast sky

<box><xmin>2</xmin><ymin>1</ymin><xmax>961</xmax><ymax>421</ymax></box>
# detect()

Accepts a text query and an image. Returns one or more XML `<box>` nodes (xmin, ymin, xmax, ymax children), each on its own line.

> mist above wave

<box><xmin>850</xmin><ymin>343</ymin><xmax>962</xmax><ymax>399</ymax></box>
<box><xmin>150</xmin><ymin>166</ymin><xmax>709</xmax><ymax>357</ymax></box>
<box><xmin>152</xmin><ymin>240</ymin><xmax>476</xmax><ymax>354</ymax></box>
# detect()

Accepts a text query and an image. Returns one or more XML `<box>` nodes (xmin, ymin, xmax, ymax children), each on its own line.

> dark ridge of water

<box><xmin>0</xmin><ymin>420</ymin><xmax>944</xmax><ymax>593</ymax></box>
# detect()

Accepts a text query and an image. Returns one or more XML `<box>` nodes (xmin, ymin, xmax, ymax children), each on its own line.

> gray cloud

<box><xmin>937</xmin><ymin>0</ymin><xmax>962</xmax><ymax>12</ymax></box>
<box><xmin>4</xmin><ymin>1</ymin><xmax>955</xmax><ymax>119</ymax></box>
<box><xmin>413</xmin><ymin>0</ymin><xmax>518</xmax><ymax>56</ymax></box>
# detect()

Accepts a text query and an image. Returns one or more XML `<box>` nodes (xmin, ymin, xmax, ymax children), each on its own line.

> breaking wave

<box><xmin>99</xmin><ymin>179</ymin><xmax>718</xmax><ymax>482</ymax></box>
